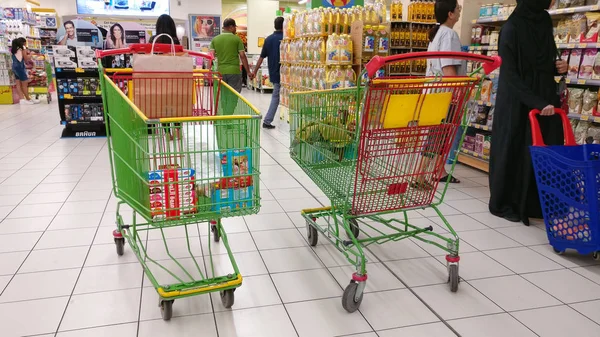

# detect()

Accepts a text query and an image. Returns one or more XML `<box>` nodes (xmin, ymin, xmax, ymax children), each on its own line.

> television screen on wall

<box><xmin>76</xmin><ymin>0</ymin><xmax>169</xmax><ymax>17</ymax></box>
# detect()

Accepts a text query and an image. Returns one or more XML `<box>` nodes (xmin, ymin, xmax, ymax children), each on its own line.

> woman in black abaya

<box><xmin>489</xmin><ymin>0</ymin><xmax>568</xmax><ymax>225</ymax></box>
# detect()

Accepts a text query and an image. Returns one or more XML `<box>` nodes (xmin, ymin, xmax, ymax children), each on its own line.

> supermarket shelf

<box><xmin>568</xmin><ymin>113</ymin><xmax>600</xmax><ymax>123</ymax></box>
<box><xmin>468</xmin><ymin>45</ymin><xmax>498</xmax><ymax>51</ymax></box>
<box><xmin>473</xmin><ymin>5</ymin><xmax>600</xmax><ymax>24</ymax></box>
<box><xmin>468</xmin><ymin>123</ymin><xmax>492</xmax><ymax>131</ymax></box>
<box><xmin>557</xmin><ymin>42</ymin><xmax>600</xmax><ymax>49</ymax></box>
<box><xmin>39</xmin><ymin>27</ymin><xmax>57</xmax><ymax>30</ymax></box>
<box><xmin>556</xmin><ymin>77</ymin><xmax>600</xmax><ymax>86</ymax></box>
<box><xmin>458</xmin><ymin>152</ymin><xmax>489</xmax><ymax>173</ymax></box>
<box><xmin>460</xmin><ymin>148</ymin><xmax>489</xmax><ymax>161</ymax></box>
<box><xmin>390</xmin><ymin>46</ymin><xmax>411</xmax><ymax>50</ymax></box>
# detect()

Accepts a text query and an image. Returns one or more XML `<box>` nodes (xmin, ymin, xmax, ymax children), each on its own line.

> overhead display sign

<box><xmin>76</xmin><ymin>0</ymin><xmax>170</xmax><ymax>17</ymax></box>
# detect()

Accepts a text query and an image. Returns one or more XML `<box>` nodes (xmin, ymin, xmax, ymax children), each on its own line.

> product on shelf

<box><xmin>586</xmin><ymin>125</ymin><xmax>600</xmax><ymax>143</ymax></box>
<box><xmin>580</xmin><ymin>49</ymin><xmax>597</xmax><ymax>79</ymax></box>
<box><xmin>407</xmin><ymin>0</ymin><xmax>435</xmax><ymax>23</ymax></box>
<box><xmin>569</xmin><ymin>49</ymin><xmax>583</xmax><ymax>77</ymax></box>
<box><xmin>569</xmin><ymin>88</ymin><xmax>584</xmax><ymax>114</ymax></box>
<box><xmin>582</xmin><ymin>89</ymin><xmax>598</xmax><ymax>115</ymax></box>
<box><xmin>574</xmin><ymin>120</ymin><xmax>591</xmax><ymax>143</ymax></box>
<box><xmin>583</xmin><ymin>12</ymin><xmax>600</xmax><ymax>42</ymax></box>
<box><xmin>478</xmin><ymin>3</ymin><xmax>515</xmax><ymax>18</ymax></box>
<box><xmin>391</xmin><ymin>0</ymin><xmax>403</xmax><ymax>21</ymax></box>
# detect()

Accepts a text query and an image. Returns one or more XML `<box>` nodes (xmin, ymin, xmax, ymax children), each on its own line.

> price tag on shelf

<box><xmin>96</xmin><ymin>90</ymin><xmax>102</xmax><ymax>96</ymax></box>
<box><xmin>82</xmin><ymin>91</ymin><xmax>91</xmax><ymax>96</ymax></box>
<box><xmin>492</xmin><ymin>17</ymin><xmax>498</xmax><ymax>22</ymax></box>
<box><xmin>474</xmin><ymin>152</ymin><xmax>480</xmax><ymax>157</ymax></box>
<box><xmin>566</xmin><ymin>8</ymin><xmax>575</xmax><ymax>13</ymax></box>
<box><xmin>565</xmin><ymin>78</ymin><xmax>572</xmax><ymax>83</ymax></box>
<box><xmin>593</xmin><ymin>5</ymin><xmax>599</xmax><ymax>10</ymax></box>
<box><xmin>567</xmin><ymin>44</ymin><xmax>576</xmax><ymax>48</ymax></box>
<box><xmin>63</xmin><ymin>94</ymin><xmax>73</xmax><ymax>99</ymax></box>
<box><xmin>75</xmin><ymin>68</ymin><xmax>84</xmax><ymax>73</ymax></box>
<box><xmin>579</xmin><ymin>43</ymin><xmax>588</xmax><ymax>48</ymax></box>
<box><xmin>577</xmin><ymin>79</ymin><xmax>587</xmax><ymax>85</ymax></box>
<box><xmin>580</xmin><ymin>115</ymin><xmax>590</xmax><ymax>121</ymax></box>
<box><xmin>483</xmin><ymin>126</ymin><xmax>489</xmax><ymax>131</ymax></box>
<box><xmin>471</xmin><ymin>19</ymin><xmax>477</xmax><ymax>24</ymax></box>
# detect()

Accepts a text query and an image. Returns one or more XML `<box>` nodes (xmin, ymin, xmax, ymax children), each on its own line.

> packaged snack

<box><xmin>480</xmin><ymin>80</ymin><xmax>493</xmax><ymax>103</ymax></box>
<box><xmin>586</xmin><ymin>125</ymin><xmax>600</xmax><ymax>144</ymax></box>
<box><xmin>592</xmin><ymin>52</ymin><xmax>600</xmax><ymax>79</ymax></box>
<box><xmin>571</xmin><ymin>119</ymin><xmax>579</xmax><ymax>136</ymax></box>
<box><xmin>571</xmin><ymin>0</ymin><xmax>585</xmax><ymax>7</ymax></box>
<box><xmin>582</xmin><ymin>89</ymin><xmax>598</xmax><ymax>115</ymax></box>
<box><xmin>568</xmin><ymin>49</ymin><xmax>582</xmax><ymax>78</ymax></box>
<box><xmin>475</xmin><ymin>104</ymin><xmax>491</xmax><ymax>125</ymax></box>
<box><xmin>583</xmin><ymin>13</ymin><xmax>600</xmax><ymax>43</ymax></box>
<box><xmin>569</xmin><ymin>88</ymin><xmax>584</xmax><ymax>114</ymax></box>
<box><xmin>574</xmin><ymin>120</ymin><xmax>591</xmax><ymax>144</ymax></box>
<box><xmin>554</xmin><ymin>19</ymin><xmax>570</xmax><ymax>43</ymax></box>
<box><xmin>560</xmin><ymin>49</ymin><xmax>570</xmax><ymax>63</ymax></box>
<box><xmin>570</xmin><ymin>14</ymin><xmax>587</xmax><ymax>43</ymax></box>
<box><xmin>558</xmin><ymin>0</ymin><xmax>570</xmax><ymax>9</ymax></box>
<box><xmin>579</xmin><ymin>49</ymin><xmax>597</xmax><ymax>79</ymax></box>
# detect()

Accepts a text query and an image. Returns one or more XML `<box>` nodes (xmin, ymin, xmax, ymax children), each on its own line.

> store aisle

<box><xmin>1</xmin><ymin>92</ymin><xmax>600</xmax><ymax>337</ymax></box>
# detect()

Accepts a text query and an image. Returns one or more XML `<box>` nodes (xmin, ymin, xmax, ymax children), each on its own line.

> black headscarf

<box><xmin>508</xmin><ymin>0</ymin><xmax>556</xmax><ymax>71</ymax></box>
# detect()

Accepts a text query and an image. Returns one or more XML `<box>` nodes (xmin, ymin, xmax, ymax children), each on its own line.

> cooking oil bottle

<box><xmin>378</xmin><ymin>25</ymin><xmax>389</xmax><ymax>55</ymax></box>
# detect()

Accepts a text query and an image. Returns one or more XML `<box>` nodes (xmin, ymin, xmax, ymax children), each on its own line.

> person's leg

<box><xmin>263</xmin><ymin>83</ymin><xmax>280</xmax><ymax>127</ymax></box>
<box><xmin>13</xmin><ymin>79</ymin><xmax>25</xmax><ymax>100</ymax></box>
<box><xmin>20</xmin><ymin>79</ymin><xmax>31</xmax><ymax>101</ymax></box>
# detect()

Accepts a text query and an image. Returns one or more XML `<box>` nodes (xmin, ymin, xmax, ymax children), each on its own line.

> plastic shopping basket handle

<box><xmin>529</xmin><ymin>108</ymin><xmax>577</xmax><ymax>147</ymax></box>
<box><xmin>365</xmin><ymin>52</ymin><xmax>502</xmax><ymax>78</ymax></box>
<box><xmin>95</xmin><ymin>43</ymin><xmax>214</xmax><ymax>61</ymax></box>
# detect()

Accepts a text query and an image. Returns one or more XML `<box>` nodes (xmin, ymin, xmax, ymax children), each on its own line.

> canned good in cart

<box><xmin>289</xmin><ymin>51</ymin><xmax>501</xmax><ymax>312</ymax></box>
<box><xmin>97</xmin><ymin>42</ymin><xmax>262</xmax><ymax>320</ymax></box>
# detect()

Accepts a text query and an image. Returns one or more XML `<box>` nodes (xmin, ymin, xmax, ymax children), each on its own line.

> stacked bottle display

<box><xmin>407</xmin><ymin>0</ymin><xmax>436</xmax><ymax>23</ymax></box>
<box><xmin>390</xmin><ymin>0</ymin><xmax>404</xmax><ymax>21</ymax></box>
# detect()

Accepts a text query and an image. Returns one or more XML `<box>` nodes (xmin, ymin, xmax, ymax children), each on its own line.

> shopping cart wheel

<box><xmin>114</xmin><ymin>238</ymin><xmax>125</xmax><ymax>256</ymax></box>
<box><xmin>348</xmin><ymin>219</ymin><xmax>360</xmax><ymax>239</ymax></box>
<box><xmin>342</xmin><ymin>281</ymin><xmax>363</xmax><ymax>313</ymax></box>
<box><xmin>220</xmin><ymin>289</ymin><xmax>235</xmax><ymax>308</ymax></box>
<box><xmin>593</xmin><ymin>252</ymin><xmax>600</xmax><ymax>261</ymax></box>
<box><xmin>306</xmin><ymin>221</ymin><xmax>318</xmax><ymax>246</ymax></box>
<box><xmin>448</xmin><ymin>264</ymin><xmax>459</xmax><ymax>292</ymax></box>
<box><xmin>553</xmin><ymin>247</ymin><xmax>565</xmax><ymax>255</ymax></box>
<box><xmin>160</xmin><ymin>300</ymin><xmax>174</xmax><ymax>320</ymax></box>
<box><xmin>211</xmin><ymin>222</ymin><xmax>221</xmax><ymax>243</ymax></box>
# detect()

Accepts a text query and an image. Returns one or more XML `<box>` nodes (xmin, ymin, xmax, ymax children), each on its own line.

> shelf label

<box><xmin>565</xmin><ymin>78</ymin><xmax>572</xmax><ymax>83</ymax></box>
<box><xmin>566</xmin><ymin>8</ymin><xmax>575</xmax><ymax>13</ymax></box>
<box><xmin>82</xmin><ymin>91</ymin><xmax>91</xmax><ymax>96</ymax></box>
<box><xmin>577</xmin><ymin>79</ymin><xmax>587</xmax><ymax>85</ymax></box>
<box><xmin>593</xmin><ymin>5</ymin><xmax>599</xmax><ymax>10</ymax></box>
<box><xmin>567</xmin><ymin>43</ymin><xmax>576</xmax><ymax>48</ymax></box>
<box><xmin>581</xmin><ymin>115</ymin><xmax>590</xmax><ymax>121</ymax></box>
<box><xmin>63</xmin><ymin>94</ymin><xmax>73</xmax><ymax>99</ymax></box>
<box><xmin>96</xmin><ymin>90</ymin><xmax>102</xmax><ymax>96</ymax></box>
<box><xmin>75</xmin><ymin>68</ymin><xmax>84</xmax><ymax>73</ymax></box>
<box><xmin>579</xmin><ymin>43</ymin><xmax>588</xmax><ymax>48</ymax></box>
<box><xmin>492</xmin><ymin>17</ymin><xmax>498</xmax><ymax>22</ymax></box>
<box><xmin>471</xmin><ymin>19</ymin><xmax>477</xmax><ymax>24</ymax></box>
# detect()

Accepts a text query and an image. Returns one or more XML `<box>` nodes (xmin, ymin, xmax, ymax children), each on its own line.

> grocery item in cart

<box><xmin>148</xmin><ymin>167</ymin><xmax>197</xmax><ymax>220</ymax></box>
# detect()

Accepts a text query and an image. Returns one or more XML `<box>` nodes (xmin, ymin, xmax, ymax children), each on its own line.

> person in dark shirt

<box><xmin>252</xmin><ymin>17</ymin><xmax>284</xmax><ymax>129</ymax></box>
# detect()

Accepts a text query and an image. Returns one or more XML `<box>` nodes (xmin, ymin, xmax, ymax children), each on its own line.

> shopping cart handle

<box><xmin>529</xmin><ymin>108</ymin><xmax>577</xmax><ymax>146</ymax></box>
<box><xmin>365</xmin><ymin>52</ymin><xmax>502</xmax><ymax>78</ymax></box>
<box><xmin>95</xmin><ymin>43</ymin><xmax>214</xmax><ymax>61</ymax></box>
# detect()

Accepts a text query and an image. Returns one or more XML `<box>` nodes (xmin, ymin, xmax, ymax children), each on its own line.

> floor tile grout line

<box><xmin>241</xmin><ymin>211</ymin><xmax>302</xmax><ymax>337</ymax></box>
<box><xmin>0</xmin><ymin>142</ymin><xmax>85</xmax><ymax>298</ymax></box>
<box><xmin>50</xmin><ymin>146</ymin><xmax>114</xmax><ymax>335</ymax></box>
<box><xmin>194</xmin><ymin>221</ymin><xmax>221</xmax><ymax>337</ymax></box>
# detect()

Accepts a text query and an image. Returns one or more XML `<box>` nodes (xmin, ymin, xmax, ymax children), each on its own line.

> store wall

<box><xmin>247</xmin><ymin>0</ymin><xmax>279</xmax><ymax>54</ymax></box>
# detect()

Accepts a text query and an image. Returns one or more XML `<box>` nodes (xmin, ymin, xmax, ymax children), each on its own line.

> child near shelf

<box><xmin>11</xmin><ymin>37</ymin><xmax>39</xmax><ymax>105</ymax></box>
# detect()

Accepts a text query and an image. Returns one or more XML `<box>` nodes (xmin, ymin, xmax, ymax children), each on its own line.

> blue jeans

<box><xmin>447</xmin><ymin>126</ymin><xmax>464</xmax><ymax>164</ymax></box>
<box><xmin>264</xmin><ymin>83</ymin><xmax>280</xmax><ymax>125</ymax></box>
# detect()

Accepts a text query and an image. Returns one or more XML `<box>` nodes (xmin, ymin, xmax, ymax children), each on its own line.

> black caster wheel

<box><xmin>448</xmin><ymin>264</ymin><xmax>459</xmax><ymax>292</ymax></box>
<box><xmin>348</xmin><ymin>219</ymin><xmax>359</xmax><ymax>239</ymax></box>
<box><xmin>593</xmin><ymin>251</ymin><xmax>600</xmax><ymax>261</ymax></box>
<box><xmin>211</xmin><ymin>224</ymin><xmax>221</xmax><ymax>243</ymax></box>
<box><xmin>260</xmin><ymin>89</ymin><xmax>265</xmax><ymax>94</ymax></box>
<box><xmin>306</xmin><ymin>221</ymin><xmax>318</xmax><ymax>246</ymax></box>
<box><xmin>114</xmin><ymin>238</ymin><xmax>125</xmax><ymax>256</ymax></box>
<box><xmin>342</xmin><ymin>281</ymin><xmax>363</xmax><ymax>313</ymax></box>
<box><xmin>553</xmin><ymin>247</ymin><xmax>565</xmax><ymax>255</ymax></box>
<box><xmin>220</xmin><ymin>289</ymin><xmax>235</xmax><ymax>308</ymax></box>
<box><xmin>160</xmin><ymin>300</ymin><xmax>174</xmax><ymax>320</ymax></box>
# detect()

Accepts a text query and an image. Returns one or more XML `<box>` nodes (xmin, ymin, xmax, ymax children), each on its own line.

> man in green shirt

<box><xmin>210</xmin><ymin>18</ymin><xmax>253</xmax><ymax>93</ymax></box>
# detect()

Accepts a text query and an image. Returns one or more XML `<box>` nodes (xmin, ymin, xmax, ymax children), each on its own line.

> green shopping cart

<box><xmin>97</xmin><ymin>44</ymin><xmax>261</xmax><ymax>320</ymax></box>
<box><xmin>289</xmin><ymin>52</ymin><xmax>501</xmax><ymax>312</ymax></box>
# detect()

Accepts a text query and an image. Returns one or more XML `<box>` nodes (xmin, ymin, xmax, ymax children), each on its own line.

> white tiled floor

<box><xmin>1</xmin><ymin>90</ymin><xmax>600</xmax><ymax>336</ymax></box>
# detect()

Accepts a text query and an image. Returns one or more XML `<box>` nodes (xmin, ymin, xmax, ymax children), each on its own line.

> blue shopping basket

<box><xmin>529</xmin><ymin>108</ymin><xmax>600</xmax><ymax>258</ymax></box>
